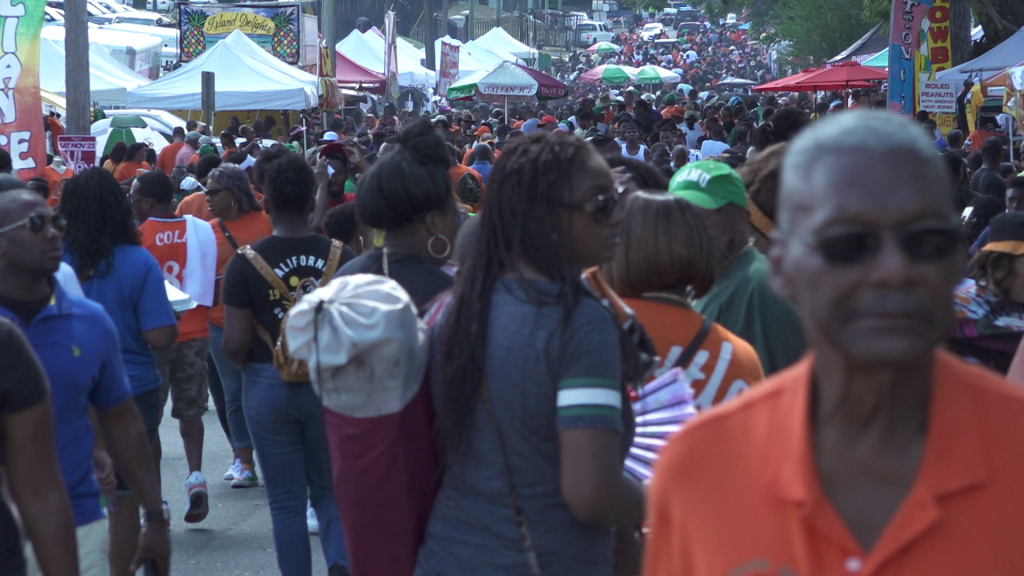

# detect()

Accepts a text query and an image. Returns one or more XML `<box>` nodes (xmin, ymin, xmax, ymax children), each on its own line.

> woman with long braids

<box><xmin>61</xmin><ymin>167</ymin><xmax>178</xmax><ymax>576</ymax></box>
<box><xmin>415</xmin><ymin>131</ymin><xmax>645</xmax><ymax>575</ymax></box>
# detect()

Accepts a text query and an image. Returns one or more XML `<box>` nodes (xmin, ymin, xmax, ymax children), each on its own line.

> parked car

<box><xmin>577</xmin><ymin>20</ymin><xmax>614</xmax><ymax>47</ymax></box>
<box><xmin>105</xmin><ymin>12</ymin><xmax>174</xmax><ymax>26</ymax></box>
<box><xmin>43</xmin><ymin>6</ymin><xmax>64</xmax><ymax>24</ymax></box>
<box><xmin>640</xmin><ymin>22</ymin><xmax>665</xmax><ymax>41</ymax></box>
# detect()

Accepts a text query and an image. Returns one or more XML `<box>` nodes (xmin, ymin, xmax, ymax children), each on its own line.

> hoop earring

<box><xmin>427</xmin><ymin>234</ymin><xmax>451</xmax><ymax>259</ymax></box>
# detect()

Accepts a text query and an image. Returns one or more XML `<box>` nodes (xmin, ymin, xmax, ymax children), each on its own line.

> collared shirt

<box><xmin>175</xmin><ymin>143</ymin><xmax>196</xmax><ymax>167</ymax></box>
<box><xmin>644</xmin><ymin>350</ymin><xmax>1024</xmax><ymax>576</ymax></box>
<box><xmin>0</xmin><ymin>282</ymin><xmax>131</xmax><ymax>527</ymax></box>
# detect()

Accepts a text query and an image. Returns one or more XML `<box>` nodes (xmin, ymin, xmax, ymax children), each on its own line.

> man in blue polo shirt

<box><xmin>0</xmin><ymin>190</ymin><xmax>171</xmax><ymax>576</ymax></box>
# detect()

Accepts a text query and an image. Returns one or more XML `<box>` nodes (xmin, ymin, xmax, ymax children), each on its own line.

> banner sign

<box><xmin>57</xmin><ymin>136</ymin><xmax>97</xmax><ymax>174</ymax></box>
<box><xmin>179</xmin><ymin>3</ymin><xmax>301</xmax><ymax>63</ymax></box>
<box><xmin>383</xmin><ymin>11</ymin><xmax>400</xmax><ymax>104</ymax></box>
<box><xmin>2</xmin><ymin>0</ymin><xmax>45</xmax><ymax>180</ymax></box>
<box><xmin>888</xmin><ymin>0</ymin><xmax>932</xmax><ymax>115</ymax></box>
<box><xmin>439</xmin><ymin>42</ymin><xmax>460</xmax><ymax>103</ymax></box>
<box><xmin>914</xmin><ymin>0</ymin><xmax>953</xmax><ymax>114</ymax></box>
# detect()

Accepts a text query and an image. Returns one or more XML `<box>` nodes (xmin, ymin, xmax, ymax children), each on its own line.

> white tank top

<box><xmin>621</xmin><ymin>143</ymin><xmax>647</xmax><ymax>161</ymax></box>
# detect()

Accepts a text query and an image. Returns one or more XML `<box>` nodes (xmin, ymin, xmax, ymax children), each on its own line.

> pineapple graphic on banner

<box><xmin>178</xmin><ymin>4</ymin><xmax>302</xmax><ymax>64</ymax></box>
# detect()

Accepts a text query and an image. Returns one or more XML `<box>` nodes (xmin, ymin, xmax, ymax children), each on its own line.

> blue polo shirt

<box><xmin>0</xmin><ymin>283</ymin><xmax>131</xmax><ymax>527</ymax></box>
<box><xmin>66</xmin><ymin>245</ymin><xmax>176</xmax><ymax>396</ymax></box>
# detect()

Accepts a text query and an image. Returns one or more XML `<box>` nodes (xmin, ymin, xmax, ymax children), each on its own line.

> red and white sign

<box><xmin>439</xmin><ymin>42</ymin><xmax>460</xmax><ymax>101</ymax></box>
<box><xmin>56</xmin><ymin>136</ymin><xmax>97</xmax><ymax>174</ymax></box>
<box><xmin>917</xmin><ymin>80</ymin><xmax>957</xmax><ymax>114</ymax></box>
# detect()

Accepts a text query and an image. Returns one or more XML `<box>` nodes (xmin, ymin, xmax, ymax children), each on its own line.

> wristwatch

<box><xmin>143</xmin><ymin>502</ymin><xmax>170</xmax><ymax>526</ymax></box>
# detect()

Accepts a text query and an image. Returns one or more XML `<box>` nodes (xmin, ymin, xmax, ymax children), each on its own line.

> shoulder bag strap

<box><xmin>239</xmin><ymin>245</ymin><xmax>293</xmax><ymax>354</ymax></box>
<box><xmin>674</xmin><ymin>317</ymin><xmax>713</xmax><ymax>370</ymax></box>
<box><xmin>321</xmin><ymin>240</ymin><xmax>344</xmax><ymax>282</ymax></box>
<box><xmin>217</xmin><ymin>218</ymin><xmax>240</xmax><ymax>251</ymax></box>
<box><xmin>480</xmin><ymin>382</ymin><xmax>544</xmax><ymax>576</ymax></box>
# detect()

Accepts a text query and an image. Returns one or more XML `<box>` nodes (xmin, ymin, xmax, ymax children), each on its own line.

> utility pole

<box><xmin>424</xmin><ymin>0</ymin><xmax>436</xmax><ymax>71</ymax></box>
<box><xmin>64</xmin><ymin>0</ymin><xmax>91</xmax><ymax>135</ymax></box>
<box><xmin>468</xmin><ymin>0</ymin><xmax>474</xmax><ymax>40</ymax></box>
<box><xmin>322</xmin><ymin>0</ymin><xmax>337</xmax><ymax>72</ymax></box>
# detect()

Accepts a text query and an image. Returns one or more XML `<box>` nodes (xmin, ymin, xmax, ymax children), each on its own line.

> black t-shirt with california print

<box><xmin>222</xmin><ymin>234</ymin><xmax>354</xmax><ymax>364</ymax></box>
<box><xmin>0</xmin><ymin>317</ymin><xmax>50</xmax><ymax>576</ymax></box>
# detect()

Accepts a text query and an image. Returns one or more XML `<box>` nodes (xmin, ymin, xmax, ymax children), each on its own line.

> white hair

<box><xmin>778</xmin><ymin>111</ymin><xmax>947</xmax><ymax>229</ymax></box>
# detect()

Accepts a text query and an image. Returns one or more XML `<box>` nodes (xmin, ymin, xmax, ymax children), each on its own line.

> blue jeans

<box><xmin>208</xmin><ymin>323</ymin><xmax>252</xmax><ymax>450</ymax></box>
<box><xmin>242</xmin><ymin>363</ymin><xmax>348</xmax><ymax>576</ymax></box>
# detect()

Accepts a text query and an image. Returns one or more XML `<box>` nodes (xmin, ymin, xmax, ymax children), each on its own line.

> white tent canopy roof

<box><xmin>474</xmin><ymin>27</ymin><xmax>536</xmax><ymax>60</ymax></box>
<box><xmin>39</xmin><ymin>37</ymin><xmax>150</xmax><ymax>106</ymax></box>
<box><xmin>423</xmin><ymin>36</ymin><xmax>494</xmax><ymax>76</ymax></box>
<box><xmin>127</xmin><ymin>29</ymin><xmax>317</xmax><ymax>110</ymax></box>
<box><xmin>937</xmin><ymin>25</ymin><xmax>1024</xmax><ymax>84</ymax></box>
<box><xmin>222</xmin><ymin>31</ymin><xmax>320</xmax><ymax>95</ymax></box>
<box><xmin>336</xmin><ymin>29</ymin><xmax>435</xmax><ymax>88</ymax></box>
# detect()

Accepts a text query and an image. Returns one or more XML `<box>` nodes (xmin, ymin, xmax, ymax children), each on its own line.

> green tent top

<box><xmin>862</xmin><ymin>48</ymin><xmax>888</xmax><ymax>69</ymax></box>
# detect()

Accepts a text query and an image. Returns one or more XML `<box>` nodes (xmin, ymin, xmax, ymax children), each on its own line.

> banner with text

<box><xmin>57</xmin><ymin>136</ymin><xmax>97</xmax><ymax>174</ymax></box>
<box><xmin>439</xmin><ymin>42</ymin><xmax>460</xmax><ymax>104</ymax></box>
<box><xmin>914</xmin><ymin>0</ymin><xmax>954</xmax><ymax>116</ymax></box>
<box><xmin>888</xmin><ymin>0</ymin><xmax>932</xmax><ymax>115</ymax></box>
<box><xmin>3</xmin><ymin>0</ymin><xmax>45</xmax><ymax>180</ymax></box>
<box><xmin>384</xmin><ymin>11</ymin><xmax>400</xmax><ymax>104</ymax></box>
<box><xmin>178</xmin><ymin>4</ymin><xmax>301</xmax><ymax>63</ymax></box>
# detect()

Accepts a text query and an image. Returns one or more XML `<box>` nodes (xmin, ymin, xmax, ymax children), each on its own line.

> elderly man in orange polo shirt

<box><xmin>644</xmin><ymin>111</ymin><xmax>1024</xmax><ymax>576</ymax></box>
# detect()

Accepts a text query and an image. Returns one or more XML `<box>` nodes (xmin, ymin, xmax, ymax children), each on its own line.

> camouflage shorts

<box><xmin>155</xmin><ymin>337</ymin><xmax>210</xmax><ymax>421</ymax></box>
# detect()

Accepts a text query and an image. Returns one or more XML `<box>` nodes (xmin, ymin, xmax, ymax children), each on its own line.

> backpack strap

<box><xmin>217</xmin><ymin>219</ymin><xmax>240</xmax><ymax>251</ymax></box>
<box><xmin>321</xmin><ymin>240</ymin><xmax>344</xmax><ymax>282</ymax></box>
<box><xmin>238</xmin><ymin>245</ymin><xmax>294</xmax><ymax>304</ymax></box>
<box><xmin>674</xmin><ymin>317</ymin><xmax>713</xmax><ymax>370</ymax></box>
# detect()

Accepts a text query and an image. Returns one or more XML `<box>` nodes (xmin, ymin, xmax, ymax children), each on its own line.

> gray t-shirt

<box><xmin>415</xmin><ymin>279</ymin><xmax>631</xmax><ymax>576</ymax></box>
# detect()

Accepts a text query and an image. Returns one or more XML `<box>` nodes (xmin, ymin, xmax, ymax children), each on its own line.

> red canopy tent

<box><xmin>752</xmin><ymin>68</ymin><xmax>819</xmax><ymax>92</ymax></box>
<box><xmin>788</xmin><ymin>61</ymin><xmax>887</xmax><ymax>89</ymax></box>
<box><xmin>336</xmin><ymin>52</ymin><xmax>386</xmax><ymax>95</ymax></box>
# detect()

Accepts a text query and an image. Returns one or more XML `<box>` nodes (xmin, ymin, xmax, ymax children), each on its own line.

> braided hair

<box><xmin>61</xmin><ymin>167</ymin><xmax>140</xmax><ymax>280</ymax></box>
<box><xmin>437</xmin><ymin>131</ymin><xmax>595</xmax><ymax>453</ymax></box>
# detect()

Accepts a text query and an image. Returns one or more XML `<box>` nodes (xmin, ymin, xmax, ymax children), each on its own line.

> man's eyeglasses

<box><xmin>560</xmin><ymin>187</ymin><xmax>627</xmax><ymax>224</ymax></box>
<box><xmin>0</xmin><ymin>212</ymin><xmax>67</xmax><ymax>236</ymax></box>
<box><xmin>799</xmin><ymin>222</ymin><xmax>961</xmax><ymax>266</ymax></box>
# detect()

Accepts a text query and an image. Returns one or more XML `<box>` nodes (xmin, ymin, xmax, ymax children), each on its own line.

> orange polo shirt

<box><xmin>644</xmin><ymin>350</ymin><xmax>1024</xmax><ymax>576</ymax></box>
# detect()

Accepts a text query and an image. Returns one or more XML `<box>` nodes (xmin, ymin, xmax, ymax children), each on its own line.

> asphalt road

<box><xmin>156</xmin><ymin>404</ymin><xmax>328</xmax><ymax>576</ymax></box>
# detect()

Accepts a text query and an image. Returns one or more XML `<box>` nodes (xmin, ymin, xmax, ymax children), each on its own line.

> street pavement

<box><xmin>157</xmin><ymin>404</ymin><xmax>328</xmax><ymax>575</ymax></box>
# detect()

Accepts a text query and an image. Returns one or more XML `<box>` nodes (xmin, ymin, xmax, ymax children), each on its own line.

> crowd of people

<box><xmin>4</xmin><ymin>12</ymin><xmax>1024</xmax><ymax>576</ymax></box>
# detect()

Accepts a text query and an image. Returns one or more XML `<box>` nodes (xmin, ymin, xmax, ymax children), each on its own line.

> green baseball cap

<box><xmin>669</xmin><ymin>160</ymin><xmax>748</xmax><ymax>210</ymax></box>
<box><xmin>664</xmin><ymin>93</ymin><xmax>677</xmax><ymax>105</ymax></box>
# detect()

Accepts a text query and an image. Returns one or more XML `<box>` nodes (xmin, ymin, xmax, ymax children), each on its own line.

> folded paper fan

<box><xmin>624</xmin><ymin>367</ymin><xmax>698</xmax><ymax>483</ymax></box>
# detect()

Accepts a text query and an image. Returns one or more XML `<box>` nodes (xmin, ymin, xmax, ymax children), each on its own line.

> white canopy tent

<box><xmin>937</xmin><ymin>25</ymin><xmax>1024</xmax><ymax>84</ymax></box>
<box><xmin>336</xmin><ymin>29</ymin><xmax>435</xmax><ymax>88</ymax></box>
<box><xmin>362</xmin><ymin>29</ymin><xmax>436</xmax><ymax>87</ymax></box>
<box><xmin>422</xmin><ymin>36</ymin><xmax>498</xmax><ymax>75</ymax></box>
<box><xmin>464</xmin><ymin>40</ymin><xmax>523</xmax><ymax>66</ymax></box>
<box><xmin>39</xmin><ymin>38</ymin><xmax>150</xmax><ymax>106</ymax></box>
<box><xmin>128</xmin><ymin>29</ymin><xmax>318</xmax><ymax>110</ymax></box>
<box><xmin>474</xmin><ymin>27</ymin><xmax>536</xmax><ymax>61</ymax></box>
<box><xmin>222</xmin><ymin>31</ymin><xmax>320</xmax><ymax>96</ymax></box>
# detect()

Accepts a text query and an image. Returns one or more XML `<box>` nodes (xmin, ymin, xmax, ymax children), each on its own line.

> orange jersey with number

<box><xmin>138</xmin><ymin>217</ymin><xmax>209</xmax><ymax>341</ymax></box>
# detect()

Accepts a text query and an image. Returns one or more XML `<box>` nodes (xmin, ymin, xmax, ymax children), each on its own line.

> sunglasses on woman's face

<box><xmin>0</xmin><ymin>212</ymin><xmax>67</xmax><ymax>236</ymax></box>
<box><xmin>799</xmin><ymin>222</ymin><xmax>961</xmax><ymax>266</ymax></box>
<box><xmin>561</xmin><ymin>187</ymin><xmax>627</xmax><ymax>225</ymax></box>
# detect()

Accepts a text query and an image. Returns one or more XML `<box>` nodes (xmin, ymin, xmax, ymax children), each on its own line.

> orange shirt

<box><xmin>175</xmin><ymin>192</ymin><xmax>215</xmax><ymax>221</ymax></box>
<box><xmin>157</xmin><ymin>142</ymin><xmax>185</xmax><ymax>175</ymax></box>
<box><xmin>625</xmin><ymin>298</ymin><xmax>763</xmax><ymax>410</ymax></box>
<box><xmin>207</xmin><ymin>210</ymin><xmax>273</xmax><ymax>327</ymax></box>
<box><xmin>138</xmin><ymin>217</ymin><xmax>209</xmax><ymax>342</ymax></box>
<box><xmin>113</xmin><ymin>160</ymin><xmax>151</xmax><ymax>182</ymax></box>
<box><xmin>460</xmin><ymin>146</ymin><xmax>500</xmax><ymax>166</ymax></box>
<box><xmin>644</xmin><ymin>350</ymin><xmax>1024</xmax><ymax>576</ymax></box>
<box><xmin>222</xmin><ymin>147</ymin><xmax>238</xmax><ymax>160</ymax></box>
<box><xmin>43</xmin><ymin>165</ymin><xmax>74</xmax><ymax>208</ymax></box>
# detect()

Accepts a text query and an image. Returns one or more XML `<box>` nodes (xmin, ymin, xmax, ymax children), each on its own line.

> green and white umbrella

<box><xmin>447</xmin><ymin>61</ymin><xmax>567</xmax><ymax>102</ymax></box>
<box><xmin>95</xmin><ymin>115</ymin><xmax>169</xmax><ymax>156</ymax></box>
<box><xmin>579</xmin><ymin>64</ymin><xmax>637</xmax><ymax>86</ymax></box>
<box><xmin>585</xmin><ymin>41</ymin><xmax>620</xmax><ymax>55</ymax></box>
<box><xmin>631</xmin><ymin>65</ymin><xmax>682</xmax><ymax>85</ymax></box>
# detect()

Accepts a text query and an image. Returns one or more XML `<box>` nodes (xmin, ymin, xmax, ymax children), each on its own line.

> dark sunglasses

<box><xmin>0</xmin><ymin>212</ymin><xmax>67</xmax><ymax>235</ymax></box>
<box><xmin>802</xmin><ymin>222</ymin><xmax>961</xmax><ymax>266</ymax></box>
<box><xmin>561</xmin><ymin>187</ymin><xmax>626</xmax><ymax>224</ymax></box>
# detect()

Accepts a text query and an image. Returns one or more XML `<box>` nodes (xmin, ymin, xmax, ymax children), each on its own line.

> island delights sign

<box><xmin>179</xmin><ymin>4</ymin><xmax>301</xmax><ymax>63</ymax></box>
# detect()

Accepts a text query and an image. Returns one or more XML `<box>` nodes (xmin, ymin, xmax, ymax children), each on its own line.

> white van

<box><xmin>100</xmin><ymin>22</ymin><xmax>179</xmax><ymax>70</ymax></box>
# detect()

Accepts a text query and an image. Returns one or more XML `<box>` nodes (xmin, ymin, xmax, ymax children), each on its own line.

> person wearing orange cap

<box><xmin>538</xmin><ymin>115</ymin><xmax>559</xmax><ymax>133</ymax></box>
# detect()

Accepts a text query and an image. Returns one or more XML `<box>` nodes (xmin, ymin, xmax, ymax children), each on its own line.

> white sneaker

<box><xmin>307</xmin><ymin>500</ymin><xmax>318</xmax><ymax>535</ymax></box>
<box><xmin>183</xmin><ymin>471</ymin><xmax>209</xmax><ymax>524</ymax></box>
<box><xmin>224</xmin><ymin>458</ymin><xmax>242</xmax><ymax>481</ymax></box>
